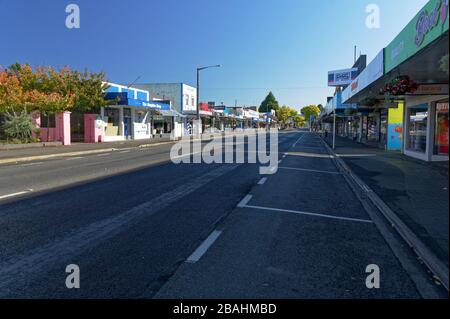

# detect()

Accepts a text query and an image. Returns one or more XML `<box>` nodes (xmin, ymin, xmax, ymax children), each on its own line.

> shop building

<box><xmin>132</xmin><ymin>83</ymin><xmax>198</xmax><ymax>135</ymax></box>
<box><xmin>341</xmin><ymin>50</ymin><xmax>403</xmax><ymax>150</ymax></box>
<box><xmin>342</xmin><ymin>0</ymin><xmax>449</xmax><ymax>161</ymax></box>
<box><xmin>103</xmin><ymin>83</ymin><xmax>184</xmax><ymax>142</ymax></box>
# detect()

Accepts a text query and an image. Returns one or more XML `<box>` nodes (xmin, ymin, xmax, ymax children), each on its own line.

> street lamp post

<box><xmin>333</xmin><ymin>103</ymin><xmax>336</xmax><ymax>150</ymax></box>
<box><xmin>196</xmin><ymin>65</ymin><xmax>221</xmax><ymax>129</ymax></box>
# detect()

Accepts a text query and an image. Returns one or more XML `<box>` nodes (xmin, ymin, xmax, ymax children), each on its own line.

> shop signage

<box><xmin>437</xmin><ymin>102</ymin><xmax>449</xmax><ymax>111</ymax></box>
<box><xmin>328</xmin><ymin>68</ymin><xmax>358</xmax><ymax>86</ymax></box>
<box><xmin>139</xmin><ymin>101</ymin><xmax>171</xmax><ymax>110</ymax></box>
<box><xmin>385</xmin><ymin>0</ymin><xmax>449</xmax><ymax>72</ymax></box>
<box><xmin>407</xmin><ymin>84</ymin><xmax>449</xmax><ymax>95</ymax></box>
<box><xmin>341</xmin><ymin>50</ymin><xmax>384</xmax><ymax>103</ymax></box>
<box><xmin>244</xmin><ymin>110</ymin><xmax>260</xmax><ymax>119</ymax></box>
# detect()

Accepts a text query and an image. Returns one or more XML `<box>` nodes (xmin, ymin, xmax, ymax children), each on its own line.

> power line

<box><xmin>201</xmin><ymin>86</ymin><xmax>329</xmax><ymax>90</ymax></box>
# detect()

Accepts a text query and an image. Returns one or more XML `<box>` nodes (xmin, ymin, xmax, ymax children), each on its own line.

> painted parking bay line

<box><xmin>258</xmin><ymin>177</ymin><xmax>268</xmax><ymax>185</ymax></box>
<box><xmin>292</xmin><ymin>133</ymin><xmax>307</xmax><ymax>147</ymax></box>
<box><xmin>0</xmin><ymin>164</ymin><xmax>240</xmax><ymax>296</ymax></box>
<box><xmin>243</xmin><ymin>204</ymin><xmax>373</xmax><ymax>224</ymax></box>
<box><xmin>186</xmin><ymin>230</ymin><xmax>223</xmax><ymax>263</ymax></box>
<box><xmin>0</xmin><ymin>189</ymin><xmax>33</xmax><ymax>200</ymax></box>
<box><xmin>237</xmin><ymin>194</ymin><xmax>253</xmax><ymax>208</ymax></box>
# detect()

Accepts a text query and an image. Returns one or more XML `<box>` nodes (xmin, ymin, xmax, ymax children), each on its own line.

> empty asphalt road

<box><xmin>0</xmin><ymin>130</ymin><xmax>440</xmax><ymax>298</ymax></box>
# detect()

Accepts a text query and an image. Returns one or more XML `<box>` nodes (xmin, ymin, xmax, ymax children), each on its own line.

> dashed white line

<box><xmin>19</xmin><ymin>162</ymin><xmax>43</xmax><ymax>167</ymax></box>
<box><xmin>237</xmin><ymin>194</ymin><xmax>253</xmax><ymax>208</ymax></box>
<box><xmin>243</xmin><ymin>204</ymin><xmax>373</xmax><ymax>224</ymax></box>
<box><xmin>292</xmin><ymin>133</ymin><xmax>307</xmax><ymax>147</ymax></box>
<box><xmin>119</xmin><ymin>150</ymin><xmax>131</xmax><ymax>154</ymax></box>
<box><xmin>0</xmin><ymin>189</ymin><xmax>33</xmax><ymax>200</ymax></box>
<box><xmin>65</xmin><ymin>157</ymin><xmax>85</xmax><ymax>161</ymax></box>
<box><xmin>278</xmin><ymin>166</ymin><xmax>341</xmax><ymax>175</ymax></box>
<box><xmin>258</xmin><ymin>177</ymin><xmax>268</xmax><ymax>185</ymax></box>
<box><xmin>96</xmin><ymin>153</ymin><xmax>111</xmax><ymax>157</ymax></box>
<box><xmin>186</xmin><ymin>230</ymin><xmax>222</xmax><ymax>263</ymax></box>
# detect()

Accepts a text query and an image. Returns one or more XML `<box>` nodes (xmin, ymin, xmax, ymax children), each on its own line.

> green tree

<box><xmin>259</xmin><ymin>91</ymin><xmax>279</xmax><ymax>113</ymax></box>
<box><xmin>276</xmin><ymin>105</ymin><xmax>291</xmax><ymax>125</ymax></box>
<box><xmin>293</xmin><ymin>115</ymin><xmax>305</xmax><ymax>128</ymax></box>
<box><xmin>62</xmin><ymin>69</ymin><xmax>110</xmax><ymax>113</ymax></box>
<box><xmin>276</xmin><ymin>106</ymin><xmax>299</xmax><ymax>128</ymax></box>
<box><xmin>300</xmin><ymin>105</ymin><xmax>321</xmax><ymax>125</ymax></box>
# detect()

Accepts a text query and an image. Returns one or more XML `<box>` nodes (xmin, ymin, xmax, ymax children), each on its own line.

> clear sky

<box><xmin>1</xmin><ymin>0</ymin><xmax>428</xmax><ymax>110</ymax></box>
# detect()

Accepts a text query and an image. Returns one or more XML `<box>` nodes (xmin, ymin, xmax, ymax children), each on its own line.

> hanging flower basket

<box><xmin>380</xmin><ymin>76</ymin><xmax>418</xmax><ymax>96</ymax></box>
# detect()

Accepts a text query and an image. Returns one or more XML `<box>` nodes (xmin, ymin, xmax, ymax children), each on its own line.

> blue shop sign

<box><xmin>105</xmin><ymin>92</ymin><xmax>171</xmax><ymax>110</ymax></box>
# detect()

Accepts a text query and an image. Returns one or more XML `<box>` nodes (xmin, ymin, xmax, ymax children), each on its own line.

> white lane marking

<box><xmin>258</xmin><ymin>177</ymin><xmax>268</xmax><ymax>185</ymax></box>
<box><xmin>0</xmin><ymin>164</ymin><xmax>239</xmax><ymax>295</ymax></box>
<box><xmin>19</xmin><ymin>162</ymin><xmax>43</xmax><ymax>167</ymax></box>
<box><xmin>0</xmin><ymin>189</ymin><xmax>33</xmax><ymax>200</ymax></box>
<box><xmin>298</xmin><ymin>146</ymin><xmax>325</xmax><ymax>151</ymax></box>
<box><xmin>336</xmin><ymin>154</ymin><xmax>377</xmax><ymax>158</ymax></box>
<box><xmin>96</xmin><ymin>153</ymin><xmax>111</xmax><ymax>157</ymax></box>
<box><xmin>119</xmin><ymin>150</ymin><xmax>131</xmax><ymax>154</ymax></box>
<box><xmin>65</xmin><ymin>157</ymin><xmax>85</xmax><ymax>161</ymax></box>
<box><xmin>237</xmin><ymin>194</ymin><xmax>253</xmax><ymax>208</ymax></box>
<box><xmin>186</xmin><ymin>230</ymin><xmax>222</xmax><ymax>263</ymax></box>
<box><xmin>292</xmin><ymin>133</ymin><xmax>307</xmax><ymax>147</ymax></box>
<box><xmin>278</xmin><ymin>166</ymin><xmax>341</xmax><ymax>175</ymax></box>
<box><xmin>243</xmin><ymin>204</ymin><xmax>373</xmax><ymax>224</ymax></box>
<box><xmin>171</xmin><ymin>151</ymin><xmax>202</xmax><ymax>160</ymax></box>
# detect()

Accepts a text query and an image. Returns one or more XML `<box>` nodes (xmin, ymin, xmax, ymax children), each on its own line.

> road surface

<box><xmin>0</xmin><ymin>130</ymin><xmax>433</xmax><ymax>298</ymax></box>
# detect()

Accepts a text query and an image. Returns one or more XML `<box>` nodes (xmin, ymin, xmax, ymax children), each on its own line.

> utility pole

<box><xmin>333</xmin><ymin>92</ymin><xmax>337</xmax><ymax>150</ymax></box>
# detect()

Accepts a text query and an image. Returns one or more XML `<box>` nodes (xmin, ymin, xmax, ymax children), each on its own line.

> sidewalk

<box><xmin>0</xmin><ymin>136</ymin><xmax>173</xmax><ymax>163</ymax></box>
<box><xmin>324</xmin><ymin>135</ymin><xmax>449</xmax><ymax>270</ymax></box>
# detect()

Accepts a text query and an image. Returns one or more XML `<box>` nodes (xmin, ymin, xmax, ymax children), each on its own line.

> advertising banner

<box><xmin>341</xmin><ymin>50</ymin><xmax>384</xmax><ymax>103</ymax></box>
<box><xmin>328</xmin><ymin>68</ymin><xmax>358</xmax><ymax>86</ymax></box>
<box><xmin>385</xmin><ymin>0</ymin><xmax>449</xmax><ymax>73</ymax></box>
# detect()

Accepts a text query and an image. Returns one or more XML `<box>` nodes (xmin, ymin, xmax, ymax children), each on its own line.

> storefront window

<box><xmin>367</xmin><ymin>113</ymin><xmax>380</xmax><ymax>142</ymax></box>
<box><xmin>104</xmin><ymin>107</ymin><xmax>120</xmax><ymax>136</ymax></box>
<box><xmin>434</xmin><ymin>102</ymin><xmax>449</xmax><ymax>156</ymax></box>
<box><xmin>380</xmin><ymin>111</ymin><xmax>388</xmax><ymax>145</ymax></box>
<box><xmin>407</xmin><ymin>104</ymin><xmax>428</xmax><ymax>153</ymax></box>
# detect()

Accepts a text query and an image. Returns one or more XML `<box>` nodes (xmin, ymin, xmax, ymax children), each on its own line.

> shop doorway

<box><xmin>123</xmin><ymin>108</ymin><xmax>132</xmax><ymax>139</ymax></box>
<box><xmin>71</xmin><ymin>113</ymin><xmax>85</xmax><ymax>142</ymax></box>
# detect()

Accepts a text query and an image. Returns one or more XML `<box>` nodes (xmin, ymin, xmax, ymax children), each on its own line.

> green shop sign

<box><xmin>385</xmin><ymin>0</ymin><xmax>449</xmax><ymax>73</ymax></box>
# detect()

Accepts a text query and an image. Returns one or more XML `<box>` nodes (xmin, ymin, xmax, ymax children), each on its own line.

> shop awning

<box><xmin>158</xmin><ymin>109</ymin><xmax>186</xmax><ymax>117</ymax></box>
<box><xmin>105</xmin><ymin>92</ymin><xmax>172</xmax><ymax>111</ymax></box>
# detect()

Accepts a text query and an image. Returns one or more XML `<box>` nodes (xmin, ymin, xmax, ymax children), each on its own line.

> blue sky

<box><xmin>0</xmin><ymin>0</ymin><xmax>427</xmax><ymax>110</ymax></box>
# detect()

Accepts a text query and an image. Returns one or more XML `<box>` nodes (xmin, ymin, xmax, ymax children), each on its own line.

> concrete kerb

<box><xmin>320</xmin><ymin>136</ymin><xmax>449</xmax><ymax>292</ymax></box>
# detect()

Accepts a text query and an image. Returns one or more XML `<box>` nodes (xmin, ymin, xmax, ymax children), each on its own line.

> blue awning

<box><xmin>105</xmin><ymin>92</ymin><xmax>171</xmax><ymax>111</ymax></box>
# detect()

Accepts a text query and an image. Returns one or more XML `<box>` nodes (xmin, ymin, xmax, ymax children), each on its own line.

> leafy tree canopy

<box><xmin>259</xmin><ymin>91</ymin><xmax>280</xmax><ymax>113</ymax></box>
<box><xmin>276</xmin><ymin>105</ymin><xmax>298</xmax><ymax>125</ymax></box>
<box><xmin>0</xmin><ymin>63</ymin><xmax>109</xmax><ymax>115</ymax></box>
<box><xmin>300</xmin><ymin>105</ymin><xmax>321</xmax><ymax>124</ymax></box>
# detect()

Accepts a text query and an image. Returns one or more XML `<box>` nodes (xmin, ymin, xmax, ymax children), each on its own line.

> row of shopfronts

<box><xmin>28</xmin><ymin>81</ymin><xmax>272</xmax><ymax>145</ymax></box>
<box><xmin>321</xmin><ymin>0</ymin><xmax>449</xmax><ymax>162</ymax></box>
